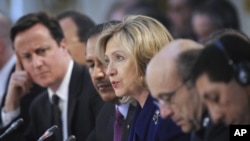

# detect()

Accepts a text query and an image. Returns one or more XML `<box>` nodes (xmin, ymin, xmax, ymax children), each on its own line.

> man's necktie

<box><xmin>52</xmin><ymin>95</ymin><xmax>63</xmax><ymax>141</ymax></box>
<box><xmin>113</xmin><ymin>108</ymin><xmax>124</xmax><ymax>141</ymax></box>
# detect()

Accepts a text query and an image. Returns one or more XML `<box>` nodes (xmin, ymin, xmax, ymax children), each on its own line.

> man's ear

<box><xmin>59</xmin><ymin>38</ymin><xmax>68</xmax><ymax>50</ymax></box>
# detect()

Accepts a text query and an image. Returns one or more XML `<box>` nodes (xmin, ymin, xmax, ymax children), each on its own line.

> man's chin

<box><xmin>101</xmin><ymin>94</ymin><xmax>118</xmax><ymax>102</ymax></box>
<box><xmin>36</xmin><ymin>80</ymin><xmax>52</xmax><ymax>88</ymax></box>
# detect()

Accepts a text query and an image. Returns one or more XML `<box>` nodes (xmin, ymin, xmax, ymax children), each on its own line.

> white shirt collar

<box><xmin>47</xmin><ymin>60</ymin><xmax>73</xmax><ymax>140</ymax></box>
<box><xmin>117</xmin><ymin>103</ymin><xmax>130</xmax><ymax>119</ymax></box>
<box><xmin>48</xmin><ymin>60</ymin><xmax>73</xmax><ymax>103</ymax></box>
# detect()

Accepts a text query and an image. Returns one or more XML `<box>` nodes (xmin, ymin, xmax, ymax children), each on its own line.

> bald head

<box><xmin>146</xmin><ymin>39</ymin><xmax>203</xmax><ymax>99</ymax></box>
<box><xmin>156</xmin><ymin>39</ymin><xmax>203</xmax><ymax>60</ymax></box>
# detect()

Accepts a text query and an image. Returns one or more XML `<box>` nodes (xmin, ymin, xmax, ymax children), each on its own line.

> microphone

<box><xmin>0</xmin><ymin>118</ymin><xmax>24</xmax><ymax>139</ymax></box>
<box><xmin>37</xmin><ymin>125</ymin><xmax>58</xmax><ymax>141</ymax></box>
<box><xmin>65</xmin><ymin>135</ymin><xmax>76</xmax><ymax>141</ymax></box>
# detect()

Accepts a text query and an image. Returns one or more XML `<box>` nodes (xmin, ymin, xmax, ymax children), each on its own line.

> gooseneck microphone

<box><xmin>0</xmin><ymin>118</ymin><xmax>24</xmax><ymax>139</ymax></box>
<box><xmin>65</xmin><ymin>135</ymin><xmax>76</xmax><ymax>141</ymax></box>
<box><xmin>37</xmin><ymin>125</ymin><xmax>58</xmax><ymax>141</ymax></box>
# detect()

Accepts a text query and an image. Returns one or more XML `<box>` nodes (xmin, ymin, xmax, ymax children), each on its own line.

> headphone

<box><xmin>215</xmin><ymin>40</ymin><xmax>250</xmax><ymax>86</ymax></box>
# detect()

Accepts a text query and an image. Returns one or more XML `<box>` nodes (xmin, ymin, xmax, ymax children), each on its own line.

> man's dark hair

<box><xmin>10</xmin><ymin>12</ymin><xmax>64</xmax><ymax>44</ymax></box>
<box><xmin>57</xmin><ymin>10</ymin><xmax>95</xmax><ymax>42</ymax></box>
<box><xmin>11</xmin><ymin>12</ymin><xmax>64</xmax><ymax>46</ymax></box>
<box><xmin>192</xmin><ymin>34</ymin><xmax>250</xmax><ymax>85</ymax></box>
<box><xmin>177</xmin><ymin>49</ymin><xmax>202</xmax><ymax>86</ymax></box>
<box><xmin>86</xmin><ymin>20</ymin><xmax>121</xmax><ymax>41</ymax></box>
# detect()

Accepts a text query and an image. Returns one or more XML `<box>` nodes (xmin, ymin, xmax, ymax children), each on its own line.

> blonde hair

<box><xmin>97</xmin><ymin>15</ymin><xmax>173</xmax><ymax>87</ymax></box>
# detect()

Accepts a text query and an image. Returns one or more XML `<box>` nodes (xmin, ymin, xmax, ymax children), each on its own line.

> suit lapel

<box><xmin>122</xmin><ymin>104</ymin><xmax>135</xmax><ymax>141</ymax></box>
<box><xmin>67</xmin><ymin>62</ymin><xmax>84</xmax><ymax>134</ymax></box>
<box><xmin>134</xmin><ymin>95</ymin><xmax>156</xmax><ymax>139</ymax></box>
<box><xmin>34</xmin><ymin>92</ymin><xmax>54</xmax><ymax>135</ymax></box>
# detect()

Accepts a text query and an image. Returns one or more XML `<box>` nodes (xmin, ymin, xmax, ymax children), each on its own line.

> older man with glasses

<box><xmin>146</xmin><ymin>39</ymin><xmax>229</xmax><ymax>141</ymax></box>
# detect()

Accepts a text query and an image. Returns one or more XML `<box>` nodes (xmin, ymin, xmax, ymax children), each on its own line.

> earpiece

<box><xmin>215</xmin><ymin>41</ymin><xmax>250</xmax><ymax>86</ymax></box>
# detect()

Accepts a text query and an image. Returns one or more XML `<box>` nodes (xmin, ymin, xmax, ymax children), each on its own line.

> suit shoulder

<box><xmin>30</xmin><ymin>91</ymin><xmax>48</xmax><ymax>110</ymax></box>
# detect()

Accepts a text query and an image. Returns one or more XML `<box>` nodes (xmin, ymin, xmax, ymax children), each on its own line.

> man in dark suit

<box><xmin>85</xmin><ymin>22</ymin><xmax>135</xmax><ymax>141</ymax></box>
<box><xmin>4</xmin><ymin>12</ymin><xmax>103</xmax><ymax>141</ymax></box>
<box><xmin>146</xmin><ymin>39</ymin><xmax>229</xmax><ymax>141</ymax></box>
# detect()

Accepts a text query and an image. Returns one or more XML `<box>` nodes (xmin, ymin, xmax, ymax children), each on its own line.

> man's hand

<box><xmin>4</xmin><ymin>55</ymin><xmax>33</xmax><ymax>112</ymax></box>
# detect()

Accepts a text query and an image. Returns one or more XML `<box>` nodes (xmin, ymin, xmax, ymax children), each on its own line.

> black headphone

<box><xmin>215</xmin><ymin>40</ymin><xmax>250</xmax><ymax>86</ymax></box>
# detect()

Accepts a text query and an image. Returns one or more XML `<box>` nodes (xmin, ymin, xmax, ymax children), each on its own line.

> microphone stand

<box><xmin>0</xmin><ymin>118</ymin><xmax>24</xmax><ymax>140</ymax></box>
<box><xmin>37</xmin><ymin>125</ymin><xmax>58</xmax><ymax>141</ymax></box>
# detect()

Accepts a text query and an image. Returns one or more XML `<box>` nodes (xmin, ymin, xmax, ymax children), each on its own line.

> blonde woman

<box><xmin>97</xmin><ymin>15</ymin><xmax>190</xmax><ymax>141</ymax></box>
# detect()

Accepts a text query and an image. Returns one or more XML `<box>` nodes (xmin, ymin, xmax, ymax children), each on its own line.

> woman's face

<box><xmin>104</xmin><ymin>36</ymin><xmax>139</xmax><ymax>98</ymax></box>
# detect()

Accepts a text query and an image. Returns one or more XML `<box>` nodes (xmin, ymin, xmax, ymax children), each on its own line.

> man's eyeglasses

<box><xmin>153</xmin><ymin>83</ymin><xmax>185</xmax><ymax>108</ymax></box>
<box><xmin>153</xmin><ymin>78</ymin><xmax>193</xmax><ymax>108</ymax></box>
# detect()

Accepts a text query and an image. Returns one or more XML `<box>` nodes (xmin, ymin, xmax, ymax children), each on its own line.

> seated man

<box><xmin>146</xmin><ymin>39</ymin><xmax>229</xmax><ymax>141</ymax></box>
<box><xmin>85</xmin><ymin>21</ymin><xmax>135</xmax><ymax>141</ymax></box>
<box><xmin>57</xmin><ymin>10</ymin><xmax>95</xmax><ymax>65</ymax></box>
<box><xmin>192</xmin><ymin>29</ymin><xmax>250</xmax><ymax>125</ymax></box>
<box><xmin>5</xmin><ymin>12</ymin><xmax>103</xmax><ymax>141</ymax></box>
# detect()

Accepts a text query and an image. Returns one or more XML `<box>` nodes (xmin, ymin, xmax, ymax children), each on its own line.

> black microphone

<box><xmin>37</xmin><ymin>125</ymin><xmax>58</xmax><ymax>141</ymax></box>
<box><xmin>65</xmin><ymin>135</ymin><xmax>76</xmax><ymax>141</ymax></box>
<box><xmin>0</xmin><ymin>118</ymin><xmax>24</xmax><ymax>139</ymax></box>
